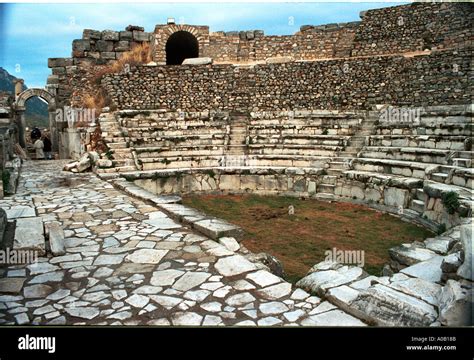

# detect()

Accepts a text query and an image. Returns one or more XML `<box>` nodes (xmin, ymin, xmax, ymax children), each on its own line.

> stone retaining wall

<box><xmin>102</xmin><ymin>47</ymin><xmax>472</xmax><ymax>112</ymax></box>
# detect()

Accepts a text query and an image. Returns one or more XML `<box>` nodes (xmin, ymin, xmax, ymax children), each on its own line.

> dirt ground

<box><xmin>183</xmin><ymin>194</ymin><xmax>433</xmax><ymax>283</ymax></box>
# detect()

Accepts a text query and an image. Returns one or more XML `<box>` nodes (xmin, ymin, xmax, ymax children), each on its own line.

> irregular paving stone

<box><xmin>246</xmin><ymin>270</ymin><xmax>282</xmax><ymax>287</ymax></box>
<box><xmin>47</xmin><ymin>289</ymin><xmax>71</xmax><ymax>301</ymax></box>
<box><xmin>150</xmin><ymin>269</ymin><xmax>184</xmax><ymax>286</ymax></box>
<box><xmin>29</xmin><ymin>271</ymin><xmax>64</xmax><ymax>284</ymax></box>
<box><xmin>301</xmin><ymin>310</ymin><xmax>366</xmax><ymax>326</ymax></box>
<box><xmin>257</xmin><ymin>282</ymin><xmax>292</xmax><ymax>300</ymax></box>
<box><xmin>218</xmin><ymin>237</ymin><xmax>240</xmax><ymax>252</ymax></box>
<box><xmin>257</xmin><ymin>317</ymin><xmax>283</xmax><ymax>326</ymax></box>
<box><xmin>125</xmin><ymin>294</ymin><xmax>149</xmax><ymax>308</ymax></box>
<box><xmin>93</xmin><ymin>254</ymin><xmax>125</xmax><ymax>266</ymax></box>
<box><xmin>202</xmin><ymin>315</ymin><xmax>223</xmax><ymax>326</ymax></box>
<box><xmin>125</xmin><ymin>249</ymin><xmax>168</xmax><ymax>264</ymax></box>
<box><xmin>283</xmin><ymin>309</ymin><xmax>306</xmax><ymax>322</ymax></box>
<box><xmin>214</xmin><ymin>255</ymin><xmax>257</xmax><ymax>277</ymax></box>
<box><xmin>23</xmin><ymin>284</ymin><xmax>53</xmax><ymax>299</ymax></box>
<box><xmin>225</xmin><ymin>292</ymin><xmax>256</xmax><ymax>307</ymax></box>
<box><xmin>65</xmin><ymin>307</ymin><xmax>100</xmax><ymax>320</ymax></box>
<box><xmin>200</xmin><ymin>302</ymin><xmax>222</xmax><ymax>313</ymax></box>
<box><xmin>171</xmin><ymin>312</ymin><xmax>203</xmax><ymax>326</ymax></box>
<box><xmin>0</xmin><ymin>278</ymin><xmax>26</xmax><ymax>294</ymax></box>
<box><xmin>149</xmin><ymin>295</ymin><xmax>182</xmax><ymax>309</ymax></box>
<box><xmin>173</xmin><ymin>272</ymin><xmax>211</xmax><ymax>292</ymax></box>
<box><xmin>27</xmin><ymin>262</ymin><xmax>60</xmax><ymax>275</ymax></box>
<box><xmin>259</xmin><ymin>302</ymin><xmax>289</xmax><ymax>315</ymax></box>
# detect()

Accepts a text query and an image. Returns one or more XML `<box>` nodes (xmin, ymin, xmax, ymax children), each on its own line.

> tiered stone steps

<box><xmin>317</xmin><ymin>111</ymin><xmax>378</xmax><ymax>198</ymax></box>
<box><xmin>97</xmin><ymin>113</ymin><xmax>137</xmax><ymax>173</ymax></box>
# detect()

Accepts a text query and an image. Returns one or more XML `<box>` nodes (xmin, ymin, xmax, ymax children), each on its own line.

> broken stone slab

<box><xmin>389</xmin><ymin>243</ymin><xmax>437</xmax><ymax>266</ymax></box>
<box><xmin>296</xmin><ymin>266</ymin><xmax>367</xmax><ymax>296</ymax></box>
<box><xmin>457</xmin><ymin>223</ymin><xmax>473</xmax><ymax>281</ymax></box>
<box><xmin>193</xmin><ymin>218</ymin><xmax>244</xmax><ymax>240</ymax></box>
<box><xmin>386</xmin><ymin>277</ymin><xmax>442</xmax><ymax>306</ymax></box>
<box><xmin>5</xmin><ymin>205</ymin><xmax>36</xmax><ymax>219</ymax></box>
<box><xmin>437</xmin><ymin>280</ymin><xmax>473</xmax><ymax>326</ymax></box>
<box><xmin>326</xmin><ymin>285</ymin><xmax>361</xmax><ymax>316</ymax></box>
<box><xmin>182</xmin><ymin>57</ymin><xmax>213</xmax><ymax>65</ymax></box>
<box><xmin>400</xmin><ymin>255</ymin><xmax>444</xmax><ymax>283</ymax></box>
<box><xmin>14</xmin><ymin>217</ymin><xmax>45</xmax><ymax>255</ymax></box>
<box><xmin>441</xmin><ymin>252</ymin><xmax>462</xmax><ymax>274</ymax></box>
<box><xmin>424</xmin><ymin>237</ymin><xmax>454</xmax><ymax>255</ymax></box>
<box><xmin>46</xmin><ymin>223</ymin><xmax>66</xmax><ymax>256</ymax></box>
<box><xmin>350</xmin><ymin>284</ymin><xmax>438</xmax><ymax>326</ymax></box>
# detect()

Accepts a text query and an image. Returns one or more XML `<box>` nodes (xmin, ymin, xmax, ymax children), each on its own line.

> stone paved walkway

<box><xmin>0</xmin><ymin>160</ymin><xmax>366</xmax><ymax>326</ymax></box>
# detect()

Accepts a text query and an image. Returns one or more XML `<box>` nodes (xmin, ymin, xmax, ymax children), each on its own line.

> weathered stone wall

<box><xmin>47</xmin><ymin>26</ymin><xmax>152</xmax><ymax>107</ymax></box>
<box><xmin>102</xmin><ymin>47</ymin><xmax>472</xmax><ymax>112</ymax></box>
<box><xmin>47</xmin><ymin>2</ymin><xmax>473</xmax><ymax>109</ymax></box>
<box><xmin>352</xmin><ymin>2</ymin><xmax>474</xmax><ymax>56</ymax></box>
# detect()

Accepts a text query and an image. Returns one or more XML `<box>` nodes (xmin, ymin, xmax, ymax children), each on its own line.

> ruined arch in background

<box><xmin>152</xmin><ymin>24</ymin><xmax>209</xmax><ymax>64</ymax></box>
<box><xmin>166</xmin><ymin>31</ymin><xmax>199</xmax><ymax>65</ymax></box>
<box><xmin>14</xmin><ymin>88</ymin><xmax>58</xmax><ymax>151</ymax></box>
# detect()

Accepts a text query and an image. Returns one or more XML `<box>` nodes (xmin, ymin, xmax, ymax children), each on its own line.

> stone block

<box><xmin>182</xmin><ymin>57</ymin><xmax>213</xmax><ymax>65</ymax></box>
<box><xmin>47</xmin><ymin>223</ymin><xmax>66</xmax><ymax>256</ymax></box>
<box><xmin>72</xmin><ymin>39</ymin><xmax>91</xmax><ymax>52</ymax></box>
<box><xmin>14</xmin><ymin>217</ymin><xmax>45</xmax><ymax>255</ymax></box>
<box><xmin>102</xmin><ymin>30</ymin><xmax>120</xmax><ymax>41</ymax></box>
<box><xmin>384</xmin><ymin>187</ymin><xmax>408</xmax><ymax>208</ymax></box>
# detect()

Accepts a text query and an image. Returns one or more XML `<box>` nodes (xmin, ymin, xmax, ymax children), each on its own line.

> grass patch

<box><xmin>183</xmin><ymin>194</ymin><xmax>433</xmax><ymax>283</ymax></box>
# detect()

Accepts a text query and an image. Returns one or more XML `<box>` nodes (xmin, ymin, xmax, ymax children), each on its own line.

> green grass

<box><xmin>183</xmin><ymin>194</ymin><xmax>434</xmax><ymax>283</ymax></box>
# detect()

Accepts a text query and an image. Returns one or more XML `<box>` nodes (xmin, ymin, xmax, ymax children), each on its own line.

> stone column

<box><xmin>48</xmin><ymin>109</ymin><xmax>59</xmax><ymax>153</ymax></box>
<box><xmin>15</xmin><ymin>111</ymin><xmax>26</xmax><ymax>148</ymax></box>
<box><xmin>14</xmin><ymin>79</ymin><xmax>24</xmax><ymax>98</ymax></box>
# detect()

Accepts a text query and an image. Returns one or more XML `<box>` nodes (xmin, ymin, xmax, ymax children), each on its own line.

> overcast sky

<box><xmin>0</xmin><ymin>2</ymin><xmax>406</xmax><ymax>88</ymax></box>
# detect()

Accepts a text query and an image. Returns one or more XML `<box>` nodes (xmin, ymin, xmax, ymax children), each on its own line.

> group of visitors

<box><xmin>31</xmin><ymin>127</ymin><xmax>53</xmax><ymax>160</ymax></box>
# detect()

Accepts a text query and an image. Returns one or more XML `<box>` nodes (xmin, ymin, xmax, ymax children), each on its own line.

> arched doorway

<box><xmin>165</xmin><ymin>31</ymin><xmax>199</xmax><ymax>65</ymax></box>
<box><xmin>14</xmin><ymin>88</ymin><xmax>57</xmax><ymax>152</ymax></box>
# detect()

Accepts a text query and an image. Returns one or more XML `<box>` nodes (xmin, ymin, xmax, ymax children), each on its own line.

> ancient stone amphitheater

<box><xmin>0</xmin><ymin>2</ymin><xmax>472</xmax><ymax>326</ymax></box>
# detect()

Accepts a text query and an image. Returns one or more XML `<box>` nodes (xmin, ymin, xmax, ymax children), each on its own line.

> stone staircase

<box><xmin>317</xmin><ymin>111</ymin><xmax>378</xmax><ymax>197</ymax></box>
<box><xmin>226</xmin><ymin>112</ymin><xmax>248</xmax><ymax>157</ymax></box>
<box><xmin>97</xmin><ymin>113</ymin><xmax>137</xmax><ymax>173</ymax></box>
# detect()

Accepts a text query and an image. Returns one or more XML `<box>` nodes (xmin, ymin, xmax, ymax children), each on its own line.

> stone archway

<box><xmin>165</xmin><ymin>31</ymin><xmax>199</xmax><ymax>65</ymax></box>
<box><xmin>152</xmin><ymin>24</ymin><xmax>209</xmax><ymax>64</ymax></box>
<box><xmin>14</xmin><ymin>88</ymin><xmax>58</xmax><ymax>152</ymax></box>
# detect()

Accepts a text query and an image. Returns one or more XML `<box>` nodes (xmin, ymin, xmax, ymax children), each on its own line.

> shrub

<box><xmin>441</xmin><ymin>191</ymin><xmax>460</xmax><ymax>215</ymax></box>
<box><xmin>92</xmin><ymin>43</ymin><xmax>152</xmax><ymax>85</ymax></box>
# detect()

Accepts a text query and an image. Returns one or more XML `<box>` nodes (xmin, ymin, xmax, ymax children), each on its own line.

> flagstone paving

<box><xmin>0</xmin><ymin>160</ymin><xmax>366</xmax><ymax>326</ymax></box>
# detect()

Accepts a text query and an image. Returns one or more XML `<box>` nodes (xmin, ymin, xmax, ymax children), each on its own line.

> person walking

<box><xmin>33</xmin><ymin>137</ymin><xmax>45</xmax><ymax>160</ymax></box>
<box><xmin>43</xmin><ymin>134</ymin><xmax>52</xmax><ymax>160</ymax></box>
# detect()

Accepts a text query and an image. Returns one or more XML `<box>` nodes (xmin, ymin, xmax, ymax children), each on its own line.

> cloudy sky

<box><xmin>0</xmin><ymin>1</ymin><xmax>406</xmax><ymax>88</ymax></box>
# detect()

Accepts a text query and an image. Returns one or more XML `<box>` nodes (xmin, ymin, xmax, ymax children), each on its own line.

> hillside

<box><xmin>0</xmin><ymin>67</ymin><xmax>49</xmax><ymax>128</ymax></box>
